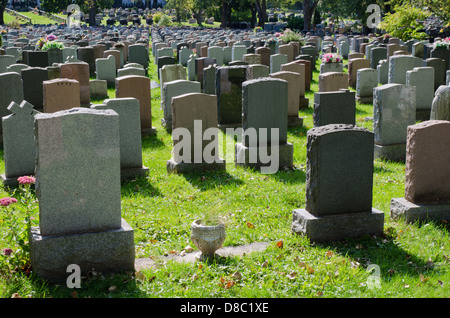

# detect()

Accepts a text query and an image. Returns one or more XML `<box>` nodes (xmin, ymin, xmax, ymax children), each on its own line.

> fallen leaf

<box><xmin>326</xmin><ymin>251</ymin><xmax>334</xmax><ymax>258</ymax></box>
<box><xmin>420</xmin><ymin>274</ymin><xmax>429</xmax><ymax>283</ymax></box>
<box><xmin>11</xmin><ymin>293</ymin><xmax>21</xmax><ymax>298</ymax></box>
<box><xmin>192</xmin><ymin>274</ymin><xmax>199</xmax><ymax>281</ymax></box>
<box><xmin>246</xmin><ymin>222</ymin><xmax>255</xmax><ymax>229</ymax></box>
<box><xmin>169</xmin><ymin>250</ymin><xmax>178</xmax><ymax>254</ymax></box>
<box><xmin>287</xmin><ymin>272</ymin><xmax>297</xmax><ymax>280</ymax></box>
<box><xmin>184</xmin><ymin>245</ymin><xmax>194</xmax><ymax>253</ymax></box>
<box><xmin>225</xmin><ymin>280</ymin><xmax>235</xmax><ymax>289</ymax></box>
<box><xmin>71</xmin><ymin>291</ymin><xmax>78</xmax><ymax>298</ymax></box>
<box><xmin>306</xmin><ymin>266</ymin><xmax>315</xmax><ymax>275</ymax></box>
<box><xmin>108</xmin><ymin>286</ymin><xmax>117</xmax><ymax>292</ymax></box>
<box><xmin>299</xmin><ymin>261</ymin><xmax>306</xmax><ymax>268</ymax></box>
<box><xmin>276</xmin><ymin>241</ymin><xmax>284</xmax><ymax>249</ymax></box>
<box><xmin>261</xmin><ymin>260</ymin><xmax>268</xmax><ymax>268</ymax></box>
<box><xmin>231</xmin><ymin>271</ymin><xmax>242</xmax><ymax>281</ymax></box>
<box><xmin>317</xmin><ymin>291</ymin><xmax>323</xmax><ymax>297</ymax></box>
<box><xmin>135</xmin><ymin>271</ymin><xmax>145</xmax><ymax>281</ymax></box>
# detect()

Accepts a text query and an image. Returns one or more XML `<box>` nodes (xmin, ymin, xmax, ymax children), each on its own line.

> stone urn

<box><xmin>190</xmin><ymin>219</ymin><xmax>226</xmax><ymax>260</ymax></box>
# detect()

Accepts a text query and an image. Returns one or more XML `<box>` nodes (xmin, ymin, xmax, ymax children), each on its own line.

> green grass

<box><xmin>0</xmin><ymin>41</ymin><xmax>448</xmax><ymax>299</ymax></box>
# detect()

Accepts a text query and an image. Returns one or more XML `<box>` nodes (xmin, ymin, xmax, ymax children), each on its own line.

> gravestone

<box><xmin>0</xmin><ymin>72</ymin><xmax>24</xmax><ymax>138</ymax></box>
<box><xmin>91</xmin><ymin>98</ymin><xmax>149</xmax><ymax>180</ymax></box>
<box><xmin>6</xmin><ymin>63</ymin><xmax>28</xmax><ymax>75</ymax></box>
<box><xmin>281</xmin><ymin>61</ymin><xmax>309</xmax><ymax>109</ymax></box>
<box><xmin>195</xmin><ymin>57</ymin><xmax>216</xmax><ymax>89</ymax></box>
<box><xmin>243</xmin><ymin>54</ymin><xmax>261</xmax><ymax>65</ymax></box>
<box><xmin>390</xmin><ymin>120</ymin><xmax>450</xmax><ymax>223</ymax></box>
<box><xmin>0</xmin><ymin>55</ymin><xmax>16</xmax><ymax>73</ymax></box>
<box><xmin>423</xmin><ymin>58</ymin><xmax>446</xmax><ymax>91</ymax></box>
<box><xmin>157</xmin><ymin>56</ymin><xmax>176</xmax><ymax>79</ymax></box>
<box><xmin>96</xmin><ymin>55</ymin><xmax>116</xmax><ymax>85</ymax></box>
<box><xmin>167</xmin><ymin>93</ymin><xmax>226</xmax><ymax>173</ymax></box>
<box><xmin>377</xmin><ymin>59</ymin><xmax>389</xmax><ymax>84</ymax></box>
<box><xmin>21</xmin><ymin>67</ymin><xmax>49</xmax><ymax>111</ymax></box>
<box><xmin>179</xmin><ymin>47</ymin><xmax>193</xmax><ymax>66</ymax></box>
<box><xmin>203</xmin><ymin>64</ymin><xmax>217</xmax><ymax>95</ymax></box>
<box><xmin>278</xmin><ymin>44</ymin><xmax>294</xmax><ymax>62</ymax></box>
<box><xmin>246</xmin><ymin>64</ymin><xmax>270</xmax><ymax>80</ymax></box>
<box><xmin>208</xmin><ymin>46</ymin><xmax>224</xmax><ymax>66</ymax></box>
<box><xmin>104</xmin><ymin>50</ymin><xmax>121</xmax><ymax>71</ymax></box>
<box><xmin>115</xmin><ymin>75</ymin><xmax>155</xmax><ymax>136</ymax></box>
<box><xmin>339</xmin><ymin>41</ymin><xmax>349</xmax><ymax>59</ymax></box>
<box><xmin>412</xmin><ymin>42</ymin><xmax>424</xmax><ymax>58</ymax></box>
<box><xmin>255</xmin><ymin>47</ymin><xmax>271</xmax><ymax>67</ymax></box>
<box><xmin>292</xmin><ymin>124</ymin><xmax>384</xmax><ymax>242</ymax></box>
<box><xmin>117</xmin><ymin>66</ymin><xmax>145</xmax><ymax>77</ymax></box>
<box><xmin>232</xmin><ymin>45</ymin><xmax>247</xmax><ymax>61</ymax></box>
<box><xmin>162</xmin><ymin>79</ymin><xmax>201</xmax><ymax>130</ymax></box>
<box><xmin>77</xmin><ymin>46</ymin><xmax>96</xmax><ymax>76</ymax></box>
<box><xmin>370</xmin><ymin>47</ymin><xmax>387</xmax><ymax>70</ymax></box>
<box><xmin>270</xmin><ymin>53</ymin><xmax>288</xmax><ymax>73</ymax></box>
<box><xmin>406</xmin><ymin>67</ymin><xmax>435</xmax><ymax>120</ymax></box>
<box><xmin>235</xmin><ymin>78</ymin><xmax>293</xmax><ymax>173</ymax></box>
<box><xmin>318</xmin><ymin>72</ymin><xmax>348</xmax><ymax>92</ymax></box>
<box><xmin>294</xmin><ymin>59</ymin><xmax>312</xmax><ymax>91</ymax></box>
<box><xmin>60</xmin><ymin>62</ymin><xmax>90</xmax><ymax>106</ymax></box>
<box><xmin>43</xmin><ymin>78</ymin><xmax>81</xmax><ymax>113</ymax></box>
<box><xmin>47</xmin><ymin>48</ymin><xmax>63</xmax><ymax>66</ymax></box>
<box><xmin>30</xmin><ymin>108</ymin><xmax>135</xmax><ymax>282</ymax></box>
<box><xmin>348</xmin><ymin>58</ymin><xmax>370</xmax><ymax>88</ymax></box>
<box><xmin>388</xmin><ymin>55</ymin><xmax>422</xmax><ymax>84</ymax></box>
<box><xmin>159</xmin><ymin>63</ymin><xmax>187</xmax><ymax>102</ymax></box>
<box><xmin>89</xmin><ymin>79</ymin><xmax>108</xmax><ymax>99</ymax></box>
<box><xmin>320</xmin><ymin>61</ymin><xmax>344</xmax><ymax>74</ymax></box>
<box><xmin>373</xmin><ymin>84</ymin><xmax>416</xmax><ymax>161</ymax></box>
<box><xmin>216</xmin><ymin>65</ymin><xmax>248</xmax><ymax>129</ymax></box>
<box><xmin>356</xmin><ymin>68</ymin><xmax>378</xmax><ymax>104</ymax></box>
<box><xmin>430</xmin><ymin>85</ymin><xmax>450</xmax><ymax>121</ymax></box>
<box><xmin>313</xmin><ymin>89</ymin><xmax>356</xmax><ymax>127</ymax></box>
<box><xmin>28</xmin><ymin>51</ymin><xmax>48</xmax><ymax>68</ymax></box>
<box><xmin>270</xmin><ymin>71</ymin><xmax>303</xmax><ymax>127</ymax></box>
<box><xmin>1</xmin><ymin>101</ymin><xmax>40</xmax><ymax>187</ymax></box>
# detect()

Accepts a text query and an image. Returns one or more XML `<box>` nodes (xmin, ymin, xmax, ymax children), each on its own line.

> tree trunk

<box><xmin>255</xmin><ymin>0</ymin><xmax>266</xmax><ymax>28</ymax></box>
<box><xmin>153</xmin><ymin>0</ymin><xmax>158</xmax><ymax>9</ymax></box>
<box><xmin>221</xmin><ymin>0</ymin><xmax>226</xmax><ymax>28</ymax></box>
<box><xmin>89</xmin><ymin>4</ymin><xmax>96</xmax><ymax>27</ymax></box>
<box><xmin>0</xmin><ymin>8</ymin><xmax>5</xmax><ymax>26</ymax></box>
<box><xmin>303</xmin><ymin>0</ymin><xmax>319</xmax><ymax>31</ymax></box>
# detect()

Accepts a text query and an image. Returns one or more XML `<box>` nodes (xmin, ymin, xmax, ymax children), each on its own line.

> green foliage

<box><xmin>42</xmin><ymin>41</ymin><xmax>65</xmax><ymax>51</ymax></box>
<box><xmin>6</xmin><ymin>19</ymin><xmax>21</xmax><ymax>29</ymax></box>
<box><xmin>380</xmin><ymin>4</ymin><xmax>430</xmax><ymax>41</ymax></box>
<box><xmin>286</xmin><ymin>14</ymin><xmax>304</xmax><ymax>30</ymax></box>
<box><xmin>279</xmin><ymin>29</ymin><xmax>305</xmax><ymax>45</ymax></box>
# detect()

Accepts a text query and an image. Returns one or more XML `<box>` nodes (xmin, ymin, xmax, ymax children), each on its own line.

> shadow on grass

<box><xmin>267</xmin><ymin>168</ymin><xmax>306</xmax><ymax>185</ymax></box>
<box><xmin>142</xmin><ymin>133</ymin><xmax>166</xmax><ymax>150</ymax></box>
<box><xmin>121</xmin><ymin>175</ymin><xmax>163</xmax><ymax>198</ymax></box>
<box><xmin>181</xmin><ymin>170</ymin><xmax>244</xmax><ymax>191</ymax></box>
<box><xmin>316</xmin><ymin>232</ymin><xmax>438</xmax><ymax>281</ymax></box>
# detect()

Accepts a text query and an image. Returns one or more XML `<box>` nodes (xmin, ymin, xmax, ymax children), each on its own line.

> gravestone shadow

<box><xmin>121</xmin><ymin>175</ymin><xmax>163</xmax><ymax>198</ymax></box>
<box><xmin>181</xmin><ymin>170</ymin><xmax>244</xmax><ymax>191</ymax></box>
<box><xmin>141</xmin><ymin>132</ymin><xmax>165</xmax><ymax>150</ymax></box>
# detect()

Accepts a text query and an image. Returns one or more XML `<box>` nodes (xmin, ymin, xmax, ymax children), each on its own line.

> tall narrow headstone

<box><xmin>0</xmin><ymin>72</ymin><xmax>24</xmax><ymax>137</ymax></box>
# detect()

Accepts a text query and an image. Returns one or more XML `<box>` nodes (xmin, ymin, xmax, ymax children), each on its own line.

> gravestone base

<box><xmin>291</xmin><ymin>208</ymin><xmax>385</xmax><ymax>243</ymax></box>
<box><xmin>288</xmin><ymin>116</ymin><xmax>303</xmax><ymax>127</ymax></box>
<box><xmin>166</xmin><ymin>158</ymin><xmax>226</xmax><ymax>174</ymax></box>
<box><xmin>235</xmin><ymin>142</ymin><xmax>294</xmax><ymax>171</ymax></box>
<box><xmin>29</xmin><ymin>218</ymin><xmax>135</xmax><ymax>282</ymax></box>
<box><xmin>416</xmin><ymin>109</ymin><xmax>431</xmax><ymax>121</ymax></box>
<box><xmin>141</xmin><ymin>127</ymin><xmax>157</xmax><ymax>137</ymax></box>
<box><xmin>390</xmin><ymin>197</ymin><xmax>450</xmax><ymax>224</ymax></box>
<box><xmin>1</xmin><ymin>174</ymin><xmax>34</xmax><ymax>188</ymax></box>
<box><xmin>121</xmin><ymin>166</ymin><xmax>149</xmax><ymax>181</ymax></box>
<box><xmin>356</xmin><ymin>96</ymin><xmax>373</xmax><ymax>104</ymax></box>
<box><xmin>299</xmin><ymin>97</ymin><xmax>309</xmax><ymax>109</ymax></box>
<box><xmin>374</xmin><ymin>143</ymin><xmax>406</xmax><ymax>162</ymax></box>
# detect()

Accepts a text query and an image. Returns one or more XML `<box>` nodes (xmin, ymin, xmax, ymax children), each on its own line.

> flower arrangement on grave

<box><xmin>433</xmin><ymin>37</ymin><xmax>450</xmax><ymax>50</ymax></box>
<box><xmin>322</xmin><ymin>53</ymin><xmax>343</xmax><ymax>63</ymax></box>
<box><xmin>266</xmin><ymin>37</ymin><xmax>278</xmax><ymax>45</ymax></box>
<box><xmin>35</xmin><ymin>37</ymin><xmax>48</xmax><ymax>50</ymax></box>
<box><xmin>253</xmin><ymin>26</ymin><xmax>263</xmax><ymax>34</ymax></box>
<box><xmin>46</xmin><ymin>34</ymin><xmax>57</xmax><ymax>41</ymax></box>
<box><xmin>41</xmin><ymin>41</ymin><xmax>65</xmax><ymax>51</ymax></box>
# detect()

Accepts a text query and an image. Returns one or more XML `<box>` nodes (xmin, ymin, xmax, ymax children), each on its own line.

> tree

<box><xmin>255</xmin><ymin>0</ymin><xmax>267</xmax><ymax>28</ymax></box>
<box><xmin>166</xmin><ymin>0</ymin><xmax>193</xmax><ymax>23</ymax></box>
<box><xmin>303</xmin><ymin>0</ymin><xmax>319</xmax><ymax>31</ymax></box>
<box><xmin>0</xmin><ymin>0</ymin><xmax>8</xmax><ymax>25</ymax></box>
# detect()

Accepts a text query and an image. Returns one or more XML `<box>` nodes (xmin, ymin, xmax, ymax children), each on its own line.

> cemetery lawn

<box><xmin>0</xmin><ymin>46</ymin><xmax>448</xmax><ymax>299</ymax></box>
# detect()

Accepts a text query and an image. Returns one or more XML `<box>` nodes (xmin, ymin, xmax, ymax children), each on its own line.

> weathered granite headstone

<box><xmin>115</xmin><ymin>75</ymin><xmax>154</xmax><ymax>135</ymax></box>
<box><xmin>255</xmin><ymin>46</ymin><xmax>271</xmax><ymax>67</ymax></box>
<box><xmin>89</xmin><ymin>79</ymin><xmax>108</xmax><ymax>99</ymax></box>
<box><xmin>270</xmin><ymin>71</ymin><xmax>303</xmax><ymax>127</ymax></box>
<box><xmin>390</xmin><ymin>120</ymin><xmax>450</xmax><ymax>223</ymax></box>
<box><xmin>0</xmin><ymin>72</ymin><xmax>24</xmax><ymax>137</ymax></box>
<box><xmin>22</xmin><ymin>67</ymin><xmax>49</xmax><ymax>111</ymax></box>
<box><xmin>246</xmin><ymin>64</ymin><xmax>270</xmax><ymax>80</ymax></box>
<box><xmin>281</xmin><ymin>61</ymin><xmax>309</xmax><ymax>109</ymax></box>
<box><xmin>232</xmin><ymin>45</ymin><xmax>247</xmax><ymax>62</ymax></box>
<box><xmin>356</xmin><ymin>68</ymin><xmax>378</xmax><ymax>104</ymax></box>
<box><xmin>430</xmin><ymin>85</ymin><xmax>450</xmax><ymax>121</ymax></box>
<box><xmin>128</xmin><ymin>44</ymin><xmax>149</xmax><ymax>71</ymax></box>
<box><xmin>292</xmin><ymin>124</ymin><xmax>384</xmax><ymax>242</ymax></box>
<box><xmin>77</xmin><ymin>46</ymin><xmax>96</xmax><ymax>76</ymax></box>
<box><xmin>203</xmin><ymin>64</ymin><xmax>217</xmax><ymax>95</ymax></box>
<box><xmin>406</xmin><ymin>67</ymin><xmax>435</xmax><ymax>120</ymax></box>
<box><xmin>159</xmin><ymin>63</ymin><xmax>187</xmax><ymax>102</ymax></box>
<box><xmin>318</xmin><ymin>72</ymin><xmax>348</xmax><ymax>92</ymax></box>
<box><xmin>91</xmin><ymin>98</ymin><xmax>149</xmax><ymax>180</ymax></box>
<box><xmin>0</xmin><ymin>55</ymin><xmax>16</xmax><ymax>73</ymax></box>
<box><xmin>27</xmin><ymin>51</ymin><xmax>48</xmax><ymax>68</ymax></box>
<box><xmin>370</xmin><ymin>47</ymin><xmax>387</xmax><ymax>70</ymax></box>
<box><xmin>348</xmin><ymin>58</ymin><xmax>370</xmax><ymax>88</ymax></box>
<box><xmin>30</xmin><ymin>108</ymin><xmax>135</xmax><ymax>282</ymax></box>
<box><xmin>167</xmin><ymin>93</ymin><xmax>226</xmax><ymax>173</ymax></box>
<box><xmin>388</xmin><ymin>55</ymin><xmax>422</xmax><ymax>84</ymax></box>
<box><xmin>235</xmin><ymin>78</ymin><xmax>293</xmax><ymax>173</ymax></box>
<box><xmin>278</xmin><ymin>44</ymin><xmax>294</xmax><ymax>62</ymax></box>
<box><xmin>216</xmin><ymin>65</ymin><xmax>247</xmax><ymax>129</ymax></box>
<box><xmin>377</xmin><ymin>59</ymin><xmax>389</xmax><ymax>84</ymax></box>
<box><xmin>1</xmin><ymin>101</ymin><xmax>40</xmax><ymax>186</ymax></box>
<box><xmin>43</xmin><ymin>78</ymin><xmax>81</xmax><ymax>113</ymax></box>
<box><xmin>96</xmin><ymin>54</ymin><xmax>116</xmax><ymax>85</ymax></box>
<box><xmin>207</xmin><ymin>46</ymin><xmax>224</xmax><ymax>66</ymax></box>
<box><xmin>270</xmin><ymin>53</ymin><xmax>288</xmax><ymax>73</ymax></box>
<box><xmin>162</xmin><ymin>79</ymin><xmax>201</xmax><ymax>130</ymax></box>
<box><xmin>313</xmin><ymin>89</ymin><xmax>356</xmax><ymax>127</ymax></box>
<box><xmin>60</xmin><ymin>62</ymin><xmax>90</xmax><ymax>106</ymax></box>
<box><xmin>103</xmin><ymin>49</ymin><xmax>121</xmax><ymax>71</ymax></box>
<box><xmin>423</xmin><ymin>57</ymin><xmax>446</xmax><ymax>91</ymax></box>
<box><xmin>373</xmin><ymin>84</ymin><xmax>416</xmax><ymax>161</ymax></box>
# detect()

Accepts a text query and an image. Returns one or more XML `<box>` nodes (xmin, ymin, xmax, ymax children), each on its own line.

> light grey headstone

<box><xmin>388</xmin><ymin>55</ymin><xmax>422</xmax><ymax>84</ymax></box>
<box><xmin>232</xmin><ymin>45</ymin><xmax>247</xmax><ymax>61</ymax></box>
<box><xmin>406</xmin><ymin>67</ymin><xmax>435</xmax><ymax>111</ymax></box>
<box><xmin>95</xmin><ymin>54</ymin><xmax>116</xmax><ymax>84</ymax></box>
<box><xmin>0</xmin><ymin>55</ymin><xmax>16</xmax><ymax>73</ymax></box>
<box><xmin>0</xmin><ymin>72</ymin><xmax>24</xmax><ymax>134</ymax></box>
<box><xmin>356</xmin><ymin>68</ymin><xmax>378</xmax><ymax>103</ymax></box>
<box><xmin>270</xmin><ymin>53</ymin><xmax>288</xmax><ymax>73</ymax></box>
<box><xmin>430</xmin><ymin>85</ymin><xmax>450</xmax><ymax>121</ymax></box>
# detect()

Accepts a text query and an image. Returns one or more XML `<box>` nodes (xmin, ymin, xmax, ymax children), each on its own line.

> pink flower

<box><xmin>0</xmin><ymin>197</ymin><xmax>17</xmax><ymax>206</ymax></box>
<box><xmin>17</xmin><ymin>176</ymin><xmax>35</xmax><ymax>185</ymax></box>
<box><xmin>3</xmin><ymin>248</ymin><xmax>13</xmax><ymax>256</ymax></box>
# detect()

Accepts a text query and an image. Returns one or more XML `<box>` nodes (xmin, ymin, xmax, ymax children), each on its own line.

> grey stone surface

<box><xmin>203</xmin><ymin>64</ymin><xmax>217</xmax><ymax>95</ymax></box>
<box><xmin>430</xmin><ymin>85</ymin><xmax>450</xmax><ymax>121</ymax></box>
<box><xmin>373</xmin><ymin>84</ymin><xmax>416</xmax><ymax>146</ymax></box>
<box><xmin>34</xmin><ymin>108</ymin><xmax>122</xmax><ymax>236</ymax></box>
<box><xmin>96</xmin><ymin>55</ymin><xmax>116</xmax><ymax>85</ymax></box>
<box><xmin>423</xmin><ymin>57</ymin><xmax>446</xmax><ymax>91</ymax></box>
<box><xmin>77</xmin><ymin>46</ymin><xmax>95</xmax><ymax>76</ymax></box>
<box><xmin>0</xmin><ymin>72</ymin><xmax>24</xmax><ymax>135</ymax></box>
<box><xmin>313</xmin><ymin>89</ymin><xmax>355</xmax><ymax>127</ymax></box>
<box><xmin>91</xmin><ymin>98</ymin><xmax>148</xmax><ymax>180</ymax></box>
<box><xmin>356</xmin><ymin>68</ymin><xmax>378</xmax><ymax>103</ymax></box>
<box><xmin>406</xmin><ymin>67</ymin><xmax>435</xmax><ymax>119</ymax></box>
<box><xmin>117</xmin><ymin>66</ymin><xmax>145</xmax><ymax>77</ymax></box>
<box><xmin>304</xmin><ymin>124</ymin><xmax>375</xmax><ymax>217</ymax></box>
<box><xmin>21</xmin><ymin>67</ymin><xmax>49</xmax><ymax>111</ymax></box>
<box><xmin>30</xmin><ymin>218</ymin><xmax>135</xmax><ymax>282</ymax></box>
<box><xmin>0</xmin><ymin>55</ymin><xmax>17</xmax><ymax>73</ymax></box>
<box><xmin>390</xmin><ymin>197</ymin><xmax>450</xmax><ymax>224</ymax></box>
<box><xmin>1</xmin><ymin>101</ymin><xmax>40</xmax><ymax>185</ymax></box>
<box><xmin>128</xmin><ymin>44</ymin><xmax>149</xmax><ymax>70</ymax></box>
<box><xmin>388</xmin><ymin>55</ymin><xmax>422</xmax><ymax>84</ymax></box>
<box><xmin>370</xmin><ymin>47</ymin><xmax>387</xmax><ymax>70</ymax></box>
<box><xmin>377</xmin><ymin>59</ymin><xmax>388</xmax><ymax>84</ymax></box>
<box><xmin>270</xmin><ymin>53</ymin><xmax>288</xmax><ymax>73</ymax></box>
